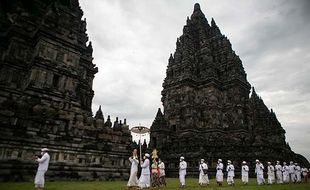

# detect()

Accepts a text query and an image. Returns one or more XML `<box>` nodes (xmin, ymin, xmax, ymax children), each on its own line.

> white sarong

<box><xmin>34</xmin><ymin>170</ymin><xmax>46</xmax><ymax>188</ymax></box>
<box><xmin>138</xmin><ymin>174</ymin><xmax>150</xmax><ymax>188</ymax></box>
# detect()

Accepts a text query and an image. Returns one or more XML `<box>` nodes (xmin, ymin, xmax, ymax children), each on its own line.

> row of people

<box><xmin>194</xmin><ymin>158</ymin><xmax>309</xmax><ymax>187</ymax></box>
<box><xmin>128</xmin><ymin>153</ymin><xmax>309</xmax><ymax>189</ymax></box>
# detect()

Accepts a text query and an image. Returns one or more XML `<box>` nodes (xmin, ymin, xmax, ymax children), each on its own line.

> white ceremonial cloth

<box><xmin>34</xmin><ymin>170</ymin><xmax>46</xmax><ymax>188</ymax></box>
<box><xmin>127</xmin><ymin>157</ymin><xmax>139</xmax><ymax>187</ymax></box>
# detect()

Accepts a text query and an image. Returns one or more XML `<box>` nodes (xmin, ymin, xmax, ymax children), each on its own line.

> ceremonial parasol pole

<box><xmin>130</xmin><ymin>125</ymin><xmax>150</xmax><ymax>160</ymax></box>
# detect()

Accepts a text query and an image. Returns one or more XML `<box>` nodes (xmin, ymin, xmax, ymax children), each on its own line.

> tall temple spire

<box><xmin>151</xmin><ymin>3</ymin><xmax>309</xmax><ymax>174</ymax></box>
<box><xmin>190</xmin><ymin>3</ymin><xmax>209</xmax><ymax>26</ymax></box>
<box><xmin>155</xmin><ymin>108</ymin><xmax>163</xmax><ymax>119</ymax></box>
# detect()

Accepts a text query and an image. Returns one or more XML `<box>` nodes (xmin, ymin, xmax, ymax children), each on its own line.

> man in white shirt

<box><xmin>35</xmin><ymin>148</ymin><xmax>50</xmax><ymax>190</ymax></box>
<box><xmin>226</xmin><ymin>160</ymin><xmax>235</xmax><ymax>186</ymax></box>
<box><xmin>282</xmin><ymin>162</ymin><xmax>290</xmax><ymax>183</ymax></box>
<box><xmin>288</xmin><ymin>161</ymin><xmax>296</xmax><ymax>183</ymax></box>
<box><xmin>295</xmin><ymin>163</ymin><xmax>302</xmax><ymax>183</ymax></box>
<box><xmin>158</xmin><ymin>158</ymin><xmax>166</xmax><ymax>186</ymax></box>
<box><xmin>198</xmin><ymin>159</ymin><xmax>209</xmax><ymax>186</ymax></box>
<box><xmin>255</xmin><ymin>159</ymin><xmax>265</xmax><ymax>185</ymax></box>
<box><xmin>179</xmin><ymin>156</ymin><xmax>187</xmax><ymax>188</ymax></box>
<box><xmin>275</xmin><ymin>161</ymin><xmax>283</xmax><ymax>184</ymax></box>
<box><xmin>267</xmin><ymin>162</ymin><xmax>275</xmax><ymax>184</ymax></box>
<box><xmin>241</xmin><ymin>161</ymin><xmax>249</xmax><ymax>185</ymax></box>
<box><xmin>138</xmin><ymin>153</ymin><xmax>150</xmax><ymax>189</ymax></box>
<box><xmin>216</xmin><ymin>159</ymin><xmax>224</xmax><ymax>186</ymax></box>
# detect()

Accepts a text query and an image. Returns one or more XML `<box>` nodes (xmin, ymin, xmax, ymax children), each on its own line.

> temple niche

<box><xmin>149</xmin><ymin>3</ymin><xmax>309</xmax><ymax>176</ymax></box>
<box><xmin>0</xmin><ymin>0</ymin><xmax>133</xmax><ymax>181</ymax></box>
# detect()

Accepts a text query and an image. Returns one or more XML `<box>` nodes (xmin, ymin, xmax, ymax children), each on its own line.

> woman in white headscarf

<box><xmin>127</xmin><ymin>149</ymin><xmax>139</xmax><ymax>188</ymax></box>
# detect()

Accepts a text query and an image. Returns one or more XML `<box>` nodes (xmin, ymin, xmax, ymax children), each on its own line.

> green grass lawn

<box><xmin>0</xmin><ymin>178</ymin><xmax>309</xmax><ymax>190</ymax></box>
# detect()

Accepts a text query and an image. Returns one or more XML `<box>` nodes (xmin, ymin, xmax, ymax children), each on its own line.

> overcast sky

<box><xmin>79</xmin><ymin>0</ymin><xmax>310</xmax><ymax>161</ymax></box>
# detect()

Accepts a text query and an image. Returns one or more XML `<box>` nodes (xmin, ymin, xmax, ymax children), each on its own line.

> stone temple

<box><xmin>149</xmin><ymin>3</ymin><xmax>309</xmax><ymax>176</ymax></box>
<box><xmin>0</xmin><ymin>0</ymin><xmax>133</xmax><ymax>181</ymax></box>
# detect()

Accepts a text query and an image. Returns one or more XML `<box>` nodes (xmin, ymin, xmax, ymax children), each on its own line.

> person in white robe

<box><xmin>267</xmin><ymin>162</ymin><xmax>275</xmax><ymax>184</ymax></box>
<box><xmin>241</xmin><ymin>161</ymin><xmax>249</xmax><ymax>185</ymax></box>
<box><xmin>282</xmin><ymin>162</ymin><xmax>290</xmax><ymax>183</ymax></box>
<box><xmin>34</xmin><ymin>148</ymin><xmax>50</xmax><ymax>190</ymax></box>
<box><xmin>275</xmin><ymin>161</ymin><xmax>283</xmax><ymax>184</ymax></box>
<box><xmin>127</xmin><ymin>155</ymin><xmax>139</xmax><ymax>187</ymax></box>
<box><xmin>179</xmin><ymin>156</ymin><xmax>187</xmax><ymax>188</ymax></box>
<box><xmin>255</xmin><ymin>159</ymin><xmax>265</xmax><ymax>185</ymax></box>
<box><xmin>138</xmin><ymin>153</ymin><xmax>150</xmax><ymax>189</ymax></box>
<box><xmin>158</xmin><ymin>159</ymin><xmax>166</xmax><ymax>186</ymax></box>
<box><xmin>216</xmin><ymin>159</ymin><xmax>224</xmax><ymax>186</ymax></box>
<box><xmin>295</xmin><ymin>163</ymin><xmax>302</xmax><ymax>183</ymax></box>
<box><xmin>198</xmin><ymin>159</ymin><xmax>209</xmax><ymax>186</ymax></box>
<box><xmin>226</xmin><ymin>160</ymin><xmax>235</xmax><ymax>186</ymax></box>
<box><xmin>288</xmin><ymin>161</ymin><xmax>296</xmax><ymax>183</ymax></box>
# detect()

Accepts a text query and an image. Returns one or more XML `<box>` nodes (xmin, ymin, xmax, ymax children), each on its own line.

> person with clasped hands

<box><xmin>34</xmin><ymin>148</ymin><xmax>50</xmax><ymax>190</ymax></box>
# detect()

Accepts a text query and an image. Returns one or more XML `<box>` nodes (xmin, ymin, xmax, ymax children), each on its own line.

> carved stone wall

<box><xmin>0</xmin><ymin>0</ymin><xmax>133</xmax><ymax>181</ymax></box>
<box><xmin>150</xmin><ymin>3</ymin><xmax>309</xmax><ymax>177</ymax></box>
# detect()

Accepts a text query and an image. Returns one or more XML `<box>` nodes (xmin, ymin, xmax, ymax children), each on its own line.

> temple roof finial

<box><xmin>211</xmin><ymin>18</ymin><xmax>217</xmax><ymax>27</ymax></box>
<box><xmin>94</xmin><ymin>105</ymin><xmax>104</xmax><ymax>120</ymax></box>
<box><xmin>194</xmin><ymin>3</ymin><xmax>201</xmax><ymax>12</ymax></box>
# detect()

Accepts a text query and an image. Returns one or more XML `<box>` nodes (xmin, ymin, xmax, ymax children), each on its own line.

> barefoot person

<box><xmin>34</xmin><ymin>148</ymin><xmax>50</xmax><ymax>190</ymax></box>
